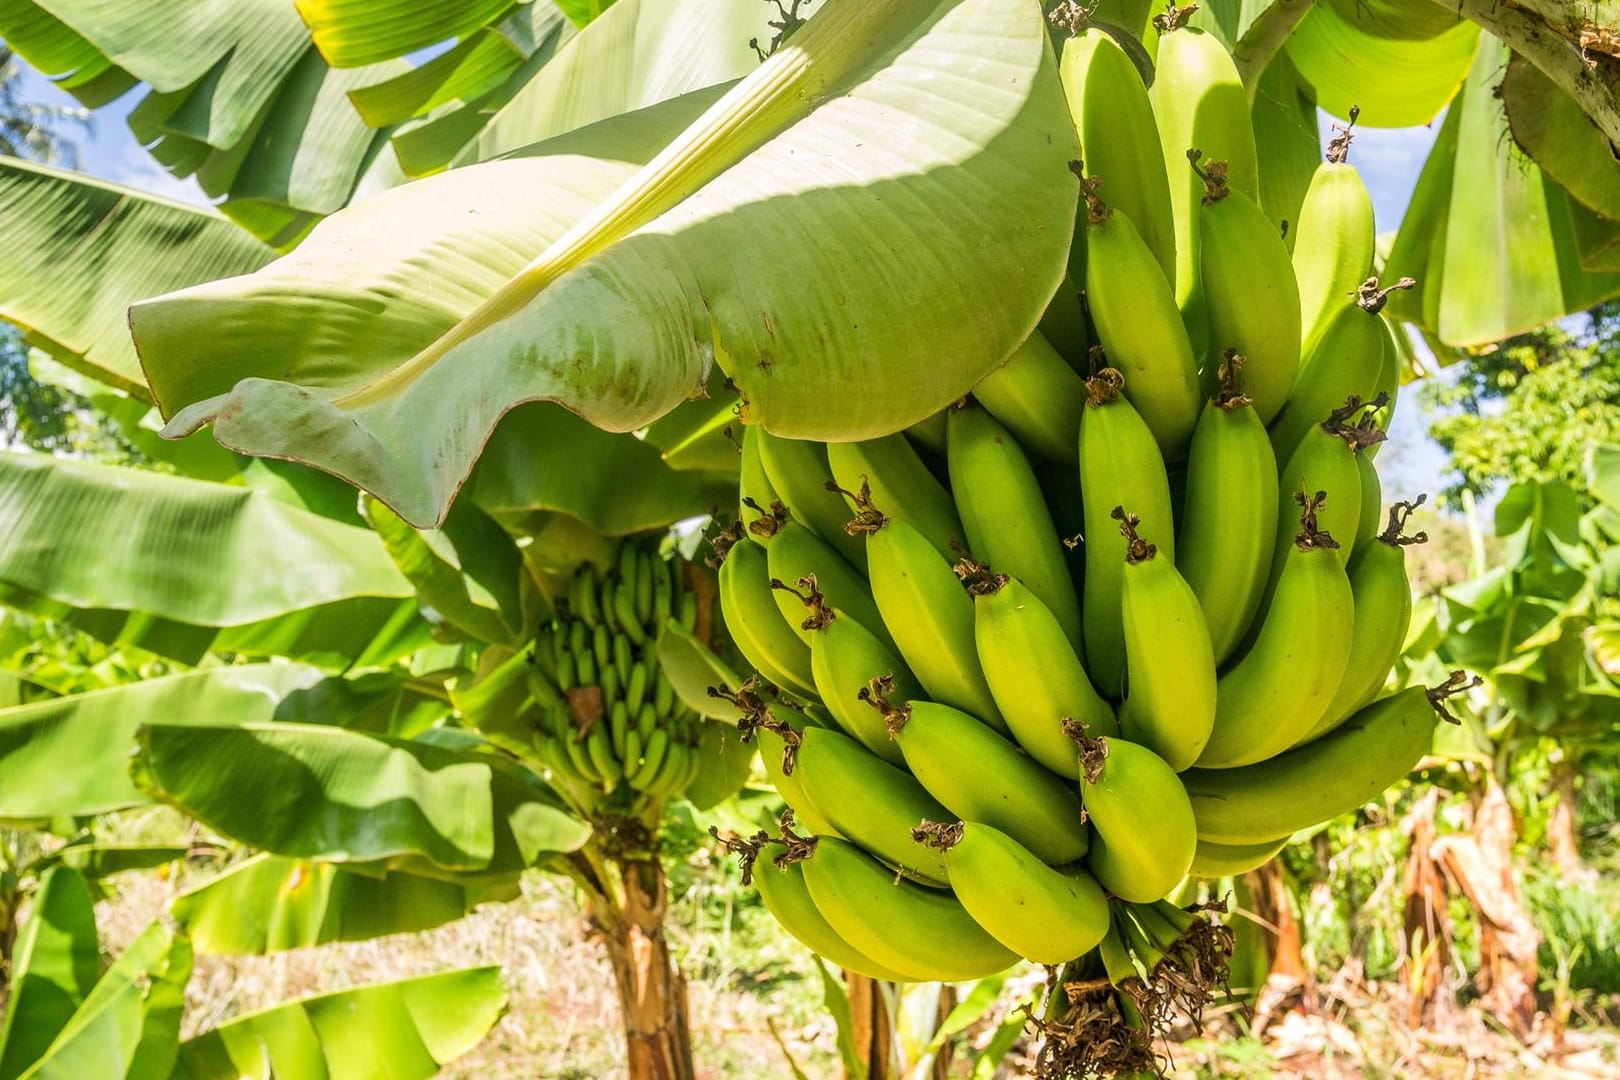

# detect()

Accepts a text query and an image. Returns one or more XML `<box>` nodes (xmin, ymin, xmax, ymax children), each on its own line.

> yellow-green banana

<box><xmin>1186</xmin><ymin>676</ymin><xmax>1473</xmax><ymax>845</ymax></box>
<box><xmin>873</xmin><ymin>689</ymin><xmax>1088</xmax><ymax>866</ymax></box>
<box><xmin>1075</xmin><ymin>732</ymin><xmax>1197</xmax><ymax>903</ymax></box>
<box><xmin>971</xmin><ymin>333</ymin><xmax>1087</xmax><ymax>466</ymax></box>
<box><xmin>766</xmin><ymin>520</ymin><xmax>888</xmax><ymax>651</ymax></box>
<box><xmin>739</xmin><ymin>426</ymin><xmax>779</xmax><ymax>548</ymax></box>
<box><xmin>715</xmin><ymin>534</ymin><xmax>817</xmax><ymax>699</ymax></box>
<box><xmin>749</xmin><ymin>845</ymin><xmax>913</xmax><ymax>981</ymax></box>
<box><xmin>973</xmin><ymin>574</ymin><xmax>1118</xmax><ymax>777</ymax></box>
<box><xmin>1190</xmin><ymin>151</ymin><xmax>1301</xmax><ymax>423</ymax></box>
<box><xmin>1268</xmin><ymin>300</ymin><xmax>1392</xmax><ymax>468</ymax></box>
<box><xmin>827</xmin><ymin>435</ymin><xmax>962</xmax><ymax>558</ymax></box>
<box><xmin>794</xmin><ymin>725</ymin><xmax>950</xmax><ymax>885</ymax></box>
<box><xmin>753</xmin><ymin>715</ymin><xmax>840</xmax><ymax>838</ymax></box>
<box><xmin>1197</xmin><ymin>494</ymin><xmax>1354</xmax><ymax>769</ymax></box>
<box><xmin>798</xmin><ymin>836</ymin><xmax>1018</xmax><ymax>982</ymax></box>
<box><xmin>1271</xmin><ymin>404</ymin><xmax>1371</xmax><ymax>582</ymax></box>
<box><xmin>1293</xmin><ymin>141</ymin><xmax>1377</xmax><ymax>358</ymax></box>
<box><xmin>790</xmin><ymin>580</ymin><xmax>915</xmax><ymax>766</ymax></box>
<box><xmin>1114</xmin><ymin>507</ymin><xmax>1216</xmax><ymax>772</ymax></box>
<box><xmin>1356</xmin><ymin>452</ymin><xmax>1381</xmax><ymax>549</ymax></box>
<box><xmin>1078</xmin><ymin>370</ymin><xmax>1175</xmax><ymax>698</ymax></box>
<box><xmin>921</xmin><ymin>820</ymin><xmax>1108</xmax><ymax>965</ymax></box>
<box><xmin>947</xmin><ymin>403</ymin><xmax>1082</xmax><ymax>646</ymax></box>
<box><xmin>1175</xmin><ymin>357</ymin><xmax>1279</xmax><ymax>663</ymax></box>
<box><xmin>756</xmin><ymin>430</ymin><xmax>867</xmax><ymax>571</ymax></box>
<box><xmin>1189</xmin><ymin>837</ymin><xmax>1287</xmax><ymax>878</ymax></box>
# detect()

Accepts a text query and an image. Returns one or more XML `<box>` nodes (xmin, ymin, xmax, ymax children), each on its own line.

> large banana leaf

<box><xmin>171</xmin><ymin>967</ymin><xmax>507</xmax><ymax>1080</ymax></box>
<box><xmin>1503</xmin><ymin>54</ymin><xmax>1620</xmax><ymax>222</ymax></box>
<box><xmin>297</xmin><ymin>0</ymin><xmax>516</xmax><ymax>68</ymax></box>
<box><xmin>0</xmin><ymin>452</ymin><xmax>427</xmax><ymax>665</ymax></box>
<box><xmin>133</xmin><ymin>0</ymin><xmax>1077</xmax><ymax>529</ymax></box>
<box><xmin>131</xmin><ymin>722</ymin><xmax>589</xmax><ymax>876</ymax></box>
<box><xmin>171</xmin><ymin>854</ymin><xmax>517</xmax><ymax>955</ymax></box>
<box><xmin>0</xmin><ymin>160</ymin><xmax>271</xmax><ymax>398</ymax></box>
<box><xmin>0</xmin><ymin>867</ymin><xmax>100</xmax><ymax>1080</ymax></box>
<box><xmin>0</xmin><ymin>664</ymin><xmax>325</xmax><ymax>821</ymax></box>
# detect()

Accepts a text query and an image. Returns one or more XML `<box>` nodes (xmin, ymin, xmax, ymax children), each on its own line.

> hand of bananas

<box><xmin>528</xmin><ymin>540</ymin><xmax>705</xmax><ymax>814</ymax></box>
<box><xmin>710</xmin><ymin>16</ymin><xmax>1478</xmax><ymax>1064</ymax></box>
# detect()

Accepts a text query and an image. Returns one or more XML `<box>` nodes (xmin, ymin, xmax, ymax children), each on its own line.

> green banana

<box><xmin>1060</xmin><ymin>27</ymin><xmax>1176</xmax><ymax>280</ymax></box>
<box><xmin>946</xmin><ymin>403</ymin><xmax>1082</xmax><ymax>646</ymax></box>
<box><xmin>1196</xmin><ymin>493</ymin><xmax>1354</xmax><ymax>769</ymax></box>
<box><xmin>715</xmin><ymin>532</ymin><xmax>817</xmax><ymax>699</ymax></box>
<box><xmin>622</xmin><ymin>727</ymin><xmax>643</xmax><ymax>772</ymax></box>
<box><xmin>637</xmin><ymin>701</ymin><xmax>658</xmax><ymax>740</ymax></box>
<box><xmin>1366</xmin><ymin>316</ymin><xmax>1403</xmax><ymax>453</ymax></box>
<box><xmin>747</xmin><ymin>842</ymin><xmax>914</xmax><ymax>981</ymax></box>
<box><xmin>752</xmin><ymin>715</ymin><xmax>840</xmax><ymax>838</ymax></box>
<box><xmin>1305</xmin><ymin>499</ymin><xmax>1426</xmax><ymax>743</ymax></box>
<box><xmin>756</xmin><ymin>429</ymin><xmax>868</xmax><ymax>570</ymax></box>
<box><xmin>1269</xmin><ymin>299</ymin><xmax>1397</xmax><ymax>468</ymax></box>
<box><xmin>827</xmin><ymin>435</ymin><xmax>963</xmax><ymax>558</ymax></box>
<box><xmin>795</xmin><ymin>581</ymin><xmax>916</xmax><ymax>766</ymax></box>
<box><xmin>1114</xmin><ymin>507</ymin><xmax>1216</xmax><ymax>772</ymax></box>
<box><xmin>560</xmin><ymin>718</ymin><xmax>601</xmax><ymax>785</ymax></box>
<box><xmin>845</xmin><ymin>485</ymin><xmax>1006</xmax><ymax>730</ymax></box>
<box><xmin>1186</xmin><ymin>675</ymin><xmax>1474</xmax><ymax>845</ymax></box>
<box><xmin>973</xmin><ymin>574</ymin><xmax>1118</xmax><ymax>778</ymax></box>
<box><xmin>572</xmin><ymin>565</ymin><xmax>602</xmax><ymax>627</ymax></box>
<box><xmin>1356</xmin><ymin>451</ymin><xmax>1381</xmax><ymax>550</ymax></box>
<box><xmin>625</xmin><ymin>661</ymin><xmax>649</xmax><ymax>718</ymax></box>
<box><xmin>919</xmin><ymin>820</ymin><xmax>1108</xmax><ymax>965</ymax></box>
<box><xmin>904</xmin><ymin>411</ymin><xmax>949</xmax><ymax>457</ymax></box>
<box><xmin>766</xmin><ymin>519</ymin><xmax>889</xmax><ymax>650</ymax></box>
<box><xmin>1293</xmin><ymin>135</ymin><xmax>1377</xmax><ymax>357</ymax></box>
<box><xmin>971</xmin><ymin>333</ymin><xmax>1087</xmax><ymax>466</ymax></box>
<box><xmin>586</xmin><ymin>718</ymin><xmax>622</xmax><ymax>787</ymax></box>
<box><xmin>794</xmin><ymin>725</ymin><xmax>951</xmax><ymax>885</ymax></box>
<box><xmin>1190</xmin><ymin>150</ymin><xmax>1301</xmax><ymax>423</ymax></box>
<box><xmin>614</xmin><ymin>634</ymin><xmax>633</xmax><ymax>685</ymax></box>
<box><xmin>798</xmin><ymin>836</ymin><xmax>1018</xmax><ymax>982</ymax></box>
<box><xmin>1150</xmin><ymin>25</ymin><xmax>1257</xmax><ymax>354</ymax></box>
<box><xmin>1175</xmin><ymin>356</ymin><xmax>1279</xmax><ymax>663</ymax></box>
<box><xmin>1189</xmin><ymin>837</ymin><xmax>1287</xmax><ymax>879</ymax></box>
<box><xmin>1074</xmin><ymin>731</ymin><xmax>1197</xmax><ymax>903</ymax></box>
<box><xmin>609</xmin><ymin>700</ymin><xmax>630</xmax><ymax>759</ymax></box>
<box><xmin>1078</xmin><ymin>369</ymin><xmax>1175</xmax><ymax>698</ymax></box>
<box><xmin>1271</xmin><ymin>403</ymin><xmax>1372</xmax><ymax>583</ymax></box>
<box><xmin>739</xmin><ymin>425</ymin><xmax>780</xmax><ymax>548</ymax></box>
<box><xmin>628</xmin><ymin>728</ymin><xmax>669</xmax><ymax>791</ymax></box>
<box><xmin>634</xmin><ymin>550</ymin><xmax>654</xmax><ymax>624</ymax></box>
<box><xmin>872</xmin><ymin>688</ymin><xmax>1088</xmax><ymax>866</ymax></box>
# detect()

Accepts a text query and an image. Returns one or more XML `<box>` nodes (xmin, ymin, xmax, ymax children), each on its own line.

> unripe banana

<box><xmin>798</xmin><ymin>836</ymin><xmax>1018</xmax><ymax>982</ymax></box>
<box><xmin>1060</xmin><ymin>28</ymin><xmax>1176</xmax><ymax>280</ymax></box>
<box><xmin>613</xmin><ymin>634</ymin><xmax>633</xmax><ymax>686</ymax></box>
<box><xmin>715</xmin><ymin>535</ymin><xmax>817</xmax><ymax>699</ymax></box>
<box><xmin>1306</xmin><ymin>499</ymin><xmax>1426</xmax><ymax>744</ymax></box>
<box><xmin>1189</xmin><ymin>837</ymin><xmax>1287</xmax><ymax>879</ymax></box>
<box><xmin>919</xmin><ymin>820</ymin><xmax>1109</xmax><ymax>965</ymax></box>
<box><xmin>624</xmin><ymin>662</ymin><xmax>649</xmax><ymax>717</ymax></box>
<box><xmin>946</xmin><ymin>403</ymin><xmax>1082</xmax><ymax>646</ymax></box>
<box><xmin>750</xmin><ymin>847</ymin><xmax>913</xmax><ymax>981</ymax></box>
<box><xmin>612</xmin><ymin>574</ymin><xmax>645</xmax><ymax>646</ymax></box>
<box><xmin>1270</xmin><ymin>404</ymin><xmax>1372</xmax><ymax>585</ymax></box>
<box><xmin>572</xmin><ymin>565</ymin><xmax>602</xmax><ymax>627</ymax></box>
<box><xmin>1356</xmin><ymin>452</ymin><xmax>1381</xmax><ymax>550</ymax></box>
<box><xmin>873</xmin><ymin>688</ymin><xmax>1088</xmax><ymax>866</ymax></box>
<box><xmin>622</xmin><ymin>727</ymin><xmax>643</xmax><ymax>773</ymax></box>
<box><xmin>1175</xmin><ymin>357</ymin><xmax>1279</xmax><ymax>663</ymax></box>
<box><xmin>1293</xmin><ymin>147</ymin><xmax>1377</xmax><ymax>358</ymax></box>
<box><xmin>973</xmin><ymin>574</ymin><xmax>1118</xmax><ymax>777</ymax></box>
<box><xmin>1078</xmin><ymin>179</ymin><xmax>1202</xmax><ymax>460</ymax></box>
<box><xmin>1078</xmin><ymin>370</ymin><xmax>1175</xmax><ymax>698</ymax></box>
<box><xmin>766</xmin><ymin>520</ymin><xmax>889</xmax><ymax>651</ymax></box>
<box><xmin>794</xmin><ymin>725</ymin><xmax>950</xmax><ymax>885</ymax></box>
<box><xmin>1366</xmin><ymin>316</ymin><xmax>1403</xmax><ymax>454</ymax></box>
<box><xmin>1150</xmin><ymin>25</ymin><xmax>1258</xmax><ymax>354</ymax></box>
<box><xmin>826</xmin><ymin>435</ymin><xmax>962</xmax><ymax>558</ymax></box>
<box><xmin>560</xmin><ymin>722</ymin><xmax>601</xmax><ymax>785</ymax></box>
<box><xmin>794</xmin><ymin>582</ymin><xmax>916</xmax><ymax>766</ymax></box>
<box><xmin>1074</xmin><ymin>731</ymin><xmax>1197</xmax><ymax>903</ymax></box>
<box><xmin>1190</xmin><ymin>151</ymin><xmax>1301</xmax><ymax>424</ymax></box>
<box><xmin>971</xmin><ymin>333</ymin><xmax>1087</xmax><ymax>466</ymax></box>
<box><xmin>846</xmin><ymin>486</ymin><xmax>1006</xmax><ymax>730</ymax></box>
<box><xmin>586</xmin><ymin>718</ymin><xmax>622</xmax><ymax>787</ymax></box>
<box><xmin>653</xmin><ymin>557</ymin><xmax>674</xmax><ymax>629</ymax></box>
<box><xmin>739</xmin><ymin>426</ymin><xmax>779</xmax><ymax>549</ymax></box>
<box><xmin>904</xmin><ymin>411</ymin><xmax>949</xmax><ymax>457</ymax></box>
<box><xmin>1269</xmin><ymin>299</ymin><xmax>1396</xmax><ymax>468</ymax></box>
<box><xmin>1113</xmin><ymin>507</ymin><xmax>1216</xmax><ymax>772</ymax></box>
<box><xmin>628</xmin><ymin>728</ymin><xmax>669</xmax><ymax>790</ymax></box>
<box><xmin>1186</xmin><ymin>675</ymin><xmax>1474</xmax><ymax>845</ymax></box>
<box><xmin>636</xmin><ymin>702</ymin><xmax>658</xmax><ymax>741</ymax></box>
<box><xmin>609</xmin><ymin>700</ymin><xmax>631</xmax><ymax>759</ymax></box>
<box><xmin>756</xmin><ymin>430</ymin><xmax>868</xmax><ymax>571</ymax></box>
<box><xmin>752</xmin><ymin>715</ymin><xmax>840</xmax><ymax>838</ymax></box>
<box><xmin>1196</xmin><ymin>493</ymin><xmax>1354</xmax><ymax>769</ymax></box>
<box><xmin>634</xmin><ymin>550</ymin><xmax>654</xmax><ymax>624</ymax></box>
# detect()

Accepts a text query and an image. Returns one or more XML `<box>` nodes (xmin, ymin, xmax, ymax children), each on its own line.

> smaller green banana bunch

<box><xmin>528</xmin><ymin>541</ymin><xmax>703</xmax><ymax>810</ymax></box>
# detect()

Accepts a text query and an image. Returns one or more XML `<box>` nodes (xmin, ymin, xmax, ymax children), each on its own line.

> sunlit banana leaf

<box><xmin>134</xmin><ymin>0</ymin><xmax>1077</xmax><ymax>530</ymax></box>
<box><xmin>1572</xmin><ymin>201</ymin><xmax>1620</xmax><ymax>273</ymax></box>
<box><xmin>270</xmin><ymin>670</ymin><xmax>452</xmax><ymax>740</ymax></box>
<box><xmin>683</xmin><ymin>720</ymin><xmax>756</xmax><ymax>811</ymax></box>
<box><xmin>0</xmin><ymin>664</ymin><xmax>325</xmax><ymax>820</ymax></box>
<box><xmin>131</xmin><ymin>722</ymin><xmax>589</xmax><ymax>876</ymax></box>
<box><xmin>171</xmin><ymin>854</ymin><xmax>517</xmax><ymax>955</ymax></box>
<box><xmin>1249</xmin><ymin>46</ymin><xmax>1319</xmax><ymax>247</ymax></box>
<box><xmin>0</xmin><ymin>0</ymin><xmax>133</xmax><ymax>103</ymax></box>
<box><xmin>172</xmin><ymin>967</ymin><xmax>506</xmax><ymax>1080</ymax></box>
<box><xmin>297</xmin><ymin>0</ymin><xmax>516</xmax><ymax>68</ymax></box>
<box><xmin>0</xmin><ymin>452</ymin><xmax>427</xmax><ymax>665</ymax></box>
<box><xmin>0</xmin><ymin>866</ymin><xmax>100</xmax><ymax>1080</ymax></box>
<box><xmin>18</xmin><ymin>921</ymin><xmax>191</xmax><ymax>1080</ymax></box>
<box><xmin>1503</xmin><ymin>54</ymin><xmax>1620</xmax><ymax>221</ymax></box>
<box><xmin>0</xmin><ymin>160</ymin><xmax>271</xmax><ymax>398</ymax></box>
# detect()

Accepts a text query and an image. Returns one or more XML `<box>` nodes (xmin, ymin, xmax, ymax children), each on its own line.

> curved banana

<box><xmin>753</xmin><ymin>716</ymin><xmax>840</xmax><ymax>838</ymax></box>
<box><xmin>1186</xmin><ymin>675</ymin><xmax>1474</xmax><ymax>845</ymax></box>
<box><xmin>748</xmin><ymin>843</ymin><xmax>914</xmax><ymax>980</ymax></box>
<box><xmin>920</xmin><ymin>820</ymin><xmax>1108</xmax><ymax>965</ymax></box>
<box><xmin>627</xmin><ymin>728</ymin><xmax>669</xmax><ymax>791</ymax></box>
<box><xmin>1114</xmin><ymin>507</ymin><xmax>1217</xmax><ymax>771</ymax></box>
<box><xmin>971</xmin><ymin>333</ymin><xmax>1087</xmax><ymax>466</ymax></box>
<box><xmin>947</xmin><ymin>403</ymin><xmax>1082</xmax><ymax>646</ymax></box>
<box><xmin>1079</xmin><ymin>178</ymin><xmax>1202</xmax><ymax>460</ymax></box>
<box><xmin>1196</xmin><ymin>493</ymin><xmax>1354</xmax><ymax>769</ymax></box>
<box><xmin>973</xmin><ymin>574</ymin><xmax>1118</xmax><ymax>777</ymax></box>
<box><xmin>1075</xmin><ymin>731</ymin><xmax>1197</xmax><ymax>903</ymax></box>
<box><xmin>1189</xmin><ymin>837</ymin><xmax>1288</xmax><ymax>879</ymax></box>
<box><xmin>766</xmin><ymin>520</ymin><xmax>888</xmax><ymax>650</ymax></box>
<box><xmin>794</xmin><ymin>725</ymin><xmax>951</xmax><ymax>885</ymax></box>
<box><xmin>1268</xmin><ymin>301</ymin><xmax>1391</xmax><ymax>468</ymax></box>
<box><xmin>738</xmin><ymin>426</ymin><xmax>780</xmax><ymax>549</ymax></box>
<box><xmin>1175</xmin><ymin>356</ymin><xmax>1279</xmax><ymax>663</ymax></box>
<box><xmin>1271</xmin><ymin>403</ymin><xmax>1373</xmax><ymax>583</ymax></box>
<box><xmin>1366</xmin><ymin>315</ymin><xmax>1403</xmax><ymax>455</ymax></box>
<box><xmin>799</xmin><ymin>836</ymin><xmax>1018</xmax><ymax>983</ymax></box>
<box><xmin>1190</xmin><ymin>151</ymin><xmax>1301</xmax><ymax>423</ymax></box>
<box><xmin>827</xmin><ymin>435</ymin><xmax>963</xmax><ymax>558</ymax></box>
<box><xmin>788</xmin><ymin>578</ymin><xmax>915</xmax><ymax>765</ymax></box>
<box><xmin>1356</xmin><ymin>451</ymin><xmax>1381</xmax><ymax>549</ymax></box>
<box><xmin>1293</xmin><ymin>141</ymin><xmax>1377</xmax><ymax>357</ymax></box>
<box><xmin>1078</xmin><ymin>369</ymin><xmax>1175</xmax><ymax>698</ymax></box>
<box><xmin>873</xmin><ymin>688</ymin><xmax>1088</xmax><ymax>866</ymax></box>
<box><xmin>715</xmin><ymin>533</ymin><xmax>818</xmax><ymax>699</ymax></box>
<box><xmin>756</xmin><ymin>430</ymin><xmax>868</xmax><ymax>571</ymax></box>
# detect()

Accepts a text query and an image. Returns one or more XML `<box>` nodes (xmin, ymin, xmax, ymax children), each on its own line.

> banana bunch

<box><xmin>707</xmin><ymin>14</ymin><xmax>1476</xmax><ymax>1040</ymax></box>
<box><xmin>528</xmin><ymin>541</ymin><xmax>704</xmax><ymax>810</ymax></box>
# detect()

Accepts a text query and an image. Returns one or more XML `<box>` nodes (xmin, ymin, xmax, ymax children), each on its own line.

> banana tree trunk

<box><xmin>845</xmin><ymin>973</ymin><xmax>895</xmax><ymax>1079</ymax></box>
<box><xmin>589</xmin><ymin>857</ymin><xmax>696</xmax><ymax>1080</ymax></box>
<box><xmin>1401</xmin><ymin>787</ymin><xmax>1452</xmax><ymax>1027</ymax></box>
<box><xmin>1547</xmin><ymin>753</ymin><xmax>1585</xmax><ymax>878</ymax></box>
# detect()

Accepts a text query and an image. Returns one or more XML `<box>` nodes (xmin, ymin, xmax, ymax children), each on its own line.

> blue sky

<box><xmin>15</xmin><ymin>64</ymin><xmax>1452</xmax><ymax>501</ymax></box>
